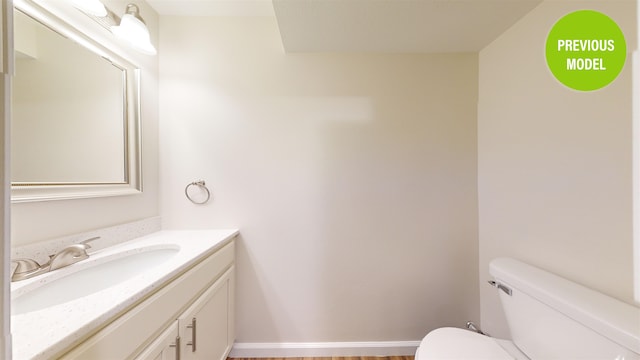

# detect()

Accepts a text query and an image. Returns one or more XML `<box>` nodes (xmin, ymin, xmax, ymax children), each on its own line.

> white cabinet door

<box><xmin>135</xmin><ymin>321</ymin><xmax>180</xmax><ymax>360</ymax></box>
<box><xmin>179</xmin><ymin>267</ymin><xmax>234</xmax><ymax>360</ymax></box>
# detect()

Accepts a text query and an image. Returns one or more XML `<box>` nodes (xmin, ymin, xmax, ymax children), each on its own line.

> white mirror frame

<box><xmin>11</xmin><ymin>0</ymin><xmax>142</xmax><ymax>203</ymax></box>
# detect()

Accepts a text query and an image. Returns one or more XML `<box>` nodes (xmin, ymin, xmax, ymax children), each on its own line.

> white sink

<box><xmin>12</xmin><ymin>246</ymin><xmax>180</xmax><ymax>315</ymax></box>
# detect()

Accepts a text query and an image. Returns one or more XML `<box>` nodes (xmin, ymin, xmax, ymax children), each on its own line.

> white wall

<box><xmin>478</xmin><ymin>0</ymin><xmax>637</xmax><ymax>337</ymax></box>
<box><xmin>10</xmin><ymin>0</ymin><xmax>160</xmax><ymax>246</ymax></box>
<box><xmin>635</xmin><ymin>0</ymin><xmax>640</xmax><ymax>303</ymax></box>
<box><xmin>159</xmin><ymin>16</ymin><xmax>479</xmax><ymax>343</ymax></box>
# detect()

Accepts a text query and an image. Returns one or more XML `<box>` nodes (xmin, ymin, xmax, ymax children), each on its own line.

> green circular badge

<box><xmin>545</xmin><ymin>10</ymin><xmax>626</xmax><ymax>91</ymax></box>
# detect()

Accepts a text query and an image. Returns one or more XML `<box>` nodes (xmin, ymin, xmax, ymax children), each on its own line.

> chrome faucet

<box><xmin>11</xmin><ymin>236</ymin><xmax>100</xmax><ymax>282</ymax></box>
<box><xmin>48</xmin><ymin>243</ymin><xmax>90</xmax><ymax>271</ymax></box>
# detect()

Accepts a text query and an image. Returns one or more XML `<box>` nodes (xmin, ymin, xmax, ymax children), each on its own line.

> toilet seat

<box><xmin>415</xmin><ymin>327</ymin><xmax>529</xmax><ymax>360</ymax></box>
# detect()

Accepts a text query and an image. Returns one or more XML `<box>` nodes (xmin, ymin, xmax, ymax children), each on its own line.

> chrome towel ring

<box><xmin>185</xmin><ymin>180</ymin><xmax>211</xmax><ymax>204</ymax></box>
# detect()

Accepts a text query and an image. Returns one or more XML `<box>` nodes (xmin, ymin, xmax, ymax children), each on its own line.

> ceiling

<box><xmin>147</xmin><ymin>0</ymin><xmax>543</xmax><ymax>53</ymax></box>
<box><xmin>145</xmin><ymin>0</ymin><xmax>276</xmax><ymax>17</ymax></box>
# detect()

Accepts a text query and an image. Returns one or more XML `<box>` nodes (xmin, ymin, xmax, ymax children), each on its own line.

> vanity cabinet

<box><xmin>59</xmin><ymin>240</ymin><xmax>235</xmax><ymax>360</ymax></box>
<box><xmin>135</xmin><ymin>268</ymin><xmax>234</xmax><ymax>360</ymax></box>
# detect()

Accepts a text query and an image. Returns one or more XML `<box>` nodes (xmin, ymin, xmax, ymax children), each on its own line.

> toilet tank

<box><xmin>489</xmin><ymin>258</ymin><xmax>640</xmax><ymax>360</ymax></box>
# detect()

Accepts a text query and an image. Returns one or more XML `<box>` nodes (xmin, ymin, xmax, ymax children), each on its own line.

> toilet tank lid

<box><xmin>489</xmin><ymin>258</ymin><xmax>640</xmax><ymax>355</ymax></box>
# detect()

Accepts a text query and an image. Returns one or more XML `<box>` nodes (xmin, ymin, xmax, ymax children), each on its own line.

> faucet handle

<box><xmin>79</xmin><ymin>236</ymin><xmax>101</xmax><ymax>249</ymax></box>
<box><xmin>12</xmin><ymin>258</ymin><xmax>41</xmax><ymax>274</ymax></box>
<box><xmin>11</xmin><ymin>258</ymin><xmax>43</xmax><ymax>281</ymax></box>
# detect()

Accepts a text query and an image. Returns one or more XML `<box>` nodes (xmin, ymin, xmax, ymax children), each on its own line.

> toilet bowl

<box><xmin>415</xmin><ymin>258</ymin><xmax>640</xmax><ymax>360</ymax></box>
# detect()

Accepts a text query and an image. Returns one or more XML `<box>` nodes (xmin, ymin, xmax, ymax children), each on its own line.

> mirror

<box><xmin>11</xmin><ymin>1</ymin><xmax>142</xmax><ymax>202</ymax></box>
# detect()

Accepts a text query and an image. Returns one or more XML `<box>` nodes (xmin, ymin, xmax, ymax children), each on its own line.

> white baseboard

<box><xmin>229</xmin><ymin>341</ymin><xmax>420</xmax><ymax>358</ymax></box>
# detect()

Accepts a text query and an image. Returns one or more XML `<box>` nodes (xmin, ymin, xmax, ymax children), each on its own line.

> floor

<box><xmin>229</xmin><ymin>357</ymin><xmax>415</xmax><ymax>360</ymax></box>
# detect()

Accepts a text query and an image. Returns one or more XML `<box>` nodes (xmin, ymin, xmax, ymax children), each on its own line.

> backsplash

<box><xmin>12</xmin><ymin>217</ymin><xmax>161</xmax><ymax>264</ymax></box>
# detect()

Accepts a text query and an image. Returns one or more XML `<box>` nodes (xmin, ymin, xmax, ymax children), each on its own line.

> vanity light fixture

<box><xmin>72</xmin><ymin>1</ymin><xmax>157</xmax><ymax>56</ymax></box>
<box><xmin>111</xmin><ymin>4</ymin><xmax>157</xmax><ymax>55</ymax></box>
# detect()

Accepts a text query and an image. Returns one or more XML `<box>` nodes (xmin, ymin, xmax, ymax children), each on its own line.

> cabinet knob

<box><xmin>186</xmin><ymin>317</ymin><xmax>197</xmax><ymax>352</ymax></box>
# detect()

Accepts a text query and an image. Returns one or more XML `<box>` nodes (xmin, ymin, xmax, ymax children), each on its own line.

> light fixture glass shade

<box><xmin>111</xmin><ymin>4</ymin><xmax>157</xmax><ymax>55</ymax></box>
<box><xmin>72</xmin><ymin>0</ymin><xmax>108</xmax><ymax>17</ymax></box>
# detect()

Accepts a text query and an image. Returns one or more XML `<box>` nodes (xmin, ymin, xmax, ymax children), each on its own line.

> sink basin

<box><xmin>12</xmin><ymin>246</ymin><xmax>179</xmax><ymax>315</ymax></box>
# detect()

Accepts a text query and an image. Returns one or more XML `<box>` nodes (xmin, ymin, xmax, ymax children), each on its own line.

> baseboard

<box><xmin>228</xmin><ymin>341</ymin><xmax>420</xmax><ymax>358</ymax></box>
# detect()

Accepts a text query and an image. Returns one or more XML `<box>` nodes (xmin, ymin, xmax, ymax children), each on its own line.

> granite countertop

<box><xmin>11</xmin><ymin>229</ymin><xmax>239</xmax><ymax>360</ymax></box>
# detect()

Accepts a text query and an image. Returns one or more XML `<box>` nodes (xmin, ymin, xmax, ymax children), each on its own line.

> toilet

<box><xmin>415</xmin><ymin>258</ymin><xmax>640</xmax><ymax>359</ymax></box>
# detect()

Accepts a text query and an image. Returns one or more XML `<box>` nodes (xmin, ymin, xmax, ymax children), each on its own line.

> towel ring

<box><xmin>185</xmin><ymin>180</ymin><xmax>211</xmax><ymax>204</ymax></box>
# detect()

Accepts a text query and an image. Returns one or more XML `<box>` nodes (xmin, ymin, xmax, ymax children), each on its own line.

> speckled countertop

<box><xmin>11</xmin><ymin>229</ymin><xmax>239</xmax><ymax>360</ymax></box>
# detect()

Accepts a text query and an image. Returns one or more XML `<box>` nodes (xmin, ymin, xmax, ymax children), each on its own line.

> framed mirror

<box><xmin>11</xmin><ymin>0</ymin><xmax>142</xmax><ymax>202</ymax></box>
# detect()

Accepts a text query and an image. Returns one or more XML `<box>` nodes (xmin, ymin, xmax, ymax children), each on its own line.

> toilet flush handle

<box><xmin>466</xmin><ymin>321</ymin><xmax>486</xmax><ymax>335</ymax></box>
<box><xmin>488</xmin><ymin>280</ymin><xmax>512</xmax><ymax>296</ymax></box>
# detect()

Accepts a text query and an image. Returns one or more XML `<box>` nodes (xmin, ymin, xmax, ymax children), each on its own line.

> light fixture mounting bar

<box><xmin>76</xmin><ymin>6</ymin><xmax>120</xmax><ymax>30</ymax></box>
